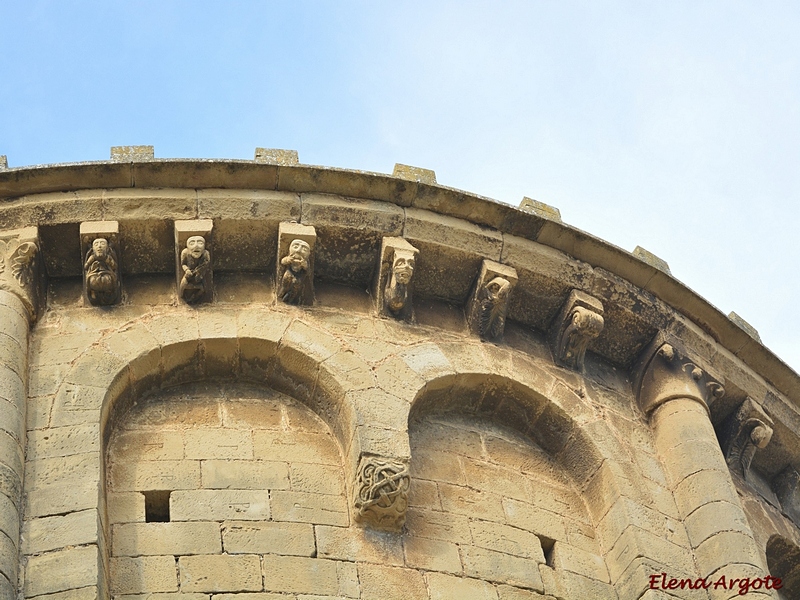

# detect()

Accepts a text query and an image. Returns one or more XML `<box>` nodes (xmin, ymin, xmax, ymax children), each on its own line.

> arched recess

<box><xmin>407</xmin><ymin>370</ymin><xmax>691</xmax><ymax>599</ymax></box>
<box><xmin>766</xmin><ymin>535</ymin><xmax>800</xmax><ymax>600</ymax></box>
<box><xmin>37</xmin><ymin>308</ymin><xmax>375</xmax><ymax>598</ymax></box>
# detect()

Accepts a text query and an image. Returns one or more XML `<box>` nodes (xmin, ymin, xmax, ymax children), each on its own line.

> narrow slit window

<box><xmin>143</xmin><ymin>490</ymin><xmax>171</xmax><ymax>522</ymax></box>
<box><xmin>540</xmin><ymin>536</ymin><xmax>556</xmax><ymax>567</ymax></box>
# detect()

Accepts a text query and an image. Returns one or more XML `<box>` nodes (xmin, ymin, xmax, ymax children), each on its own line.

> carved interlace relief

<box><xmin>354</xmin><ymin>455</ymin><xmax>410</xmax><ymax>531</ymax></box>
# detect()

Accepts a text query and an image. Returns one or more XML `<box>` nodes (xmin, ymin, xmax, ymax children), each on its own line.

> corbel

<box><xmin>719</xmin><ymin>397</ymin><xmax>774</xmax><ymax>480</ymax></box>
<box><xmin>277</xmin><ymin>222</ymin><xmax>316</xmax><ymax>306</ymax></box>
<box><xmin>353</xmin><ymin>454</ymin><xmax>410</xmax><ymax>532</ymax></box>
<box><xmin>375</xmin><ymin>237</ymin><xmax>419</xmax><ymax>322</ymax></box>
<box><xmin>80</xmin><ymin>221</ymin><xmax>121</xmax><ymax>306</ymax></box>
<box><xmin>773</xmin><ymin>466</ymin><xmax>800</xmax><ymax>524</ymax></box>
<box><xmin>466</xmin><ymin>260</ymin><xmax>518</xmax><ymax>341</ymax></box>
<box><xmin>550</xmin><ymin>289</ymin><xmax>604</xmax><ymax>371</ymax></box>
<box><xmin>175</xmin><ymin>220</ymin><xmax>213</xmax><ymax>304</ymax></box>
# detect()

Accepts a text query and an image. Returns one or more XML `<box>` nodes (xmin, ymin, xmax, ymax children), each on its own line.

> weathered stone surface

<box><xmin>4</xmin><ymin>160</ymin><xmax>798</xmax><ymax>599</ymax></box>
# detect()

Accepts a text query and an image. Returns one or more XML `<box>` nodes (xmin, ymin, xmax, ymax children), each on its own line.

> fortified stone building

<box><xmin>0</xmin><ymin>146</ymin><xmax>798</xmax><ymax>599</ymax></box>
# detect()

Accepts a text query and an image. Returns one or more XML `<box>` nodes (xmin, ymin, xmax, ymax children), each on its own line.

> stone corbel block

<box><xmin>277</xmin><ymin>222</ymin><xmax>316</xmax><ymax>306</ymax></box>
<box><xmin>0</xmin><ymin>226</ymin><xmax>42</xmax><ymax>321</ymax></box>
<box><xmin>773</xmin><ymin>466</ymin><xmax>800</xmax><ymax>524</ymax></box>
<box><xmin>719</xmin><ymin>397</ymin><xmax>774</xmax><ymax>480</ymax></box>
<box><xmin>175</xmin><ymin>220</ymin><xmax>213</xmax><ymax>304</ymax></box>
<box><xmin>375</xmin><ymin>237</ymin><xmax>419</xmax><ymax>322</ymax></box>
<box><xmin>550</xmin><ymin>289</ymin><xmax>604</xmax><ymax>371</ymax></box>
<box><xmin>80</xmin><ymin>221</ymin><xmax>121</xmax><ymax>306</ymax></box>
<box><xmin>353</xmin><ymin>454</ymin><xmax>410</xmax><ymax>532</ymax></box>
<box><xmin>466</xmin><ymin>260</ymin><xmax>518</xmax><ymax>341</ymax></box>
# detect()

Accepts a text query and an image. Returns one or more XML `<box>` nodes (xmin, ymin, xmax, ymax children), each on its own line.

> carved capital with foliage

<box><xmin>353</xmin><ymin>455</ymin><xmax>410</xmax><ymax>531</ymax></box>
<box><xmin>634</xmin><ymin>337</ymin><xmax>724</xmax><ymax>417</ymax></box>
<box><xmin>0</xmin><ymin>226</ymin><xmax>42</xmax><ymax>321</ymax></box>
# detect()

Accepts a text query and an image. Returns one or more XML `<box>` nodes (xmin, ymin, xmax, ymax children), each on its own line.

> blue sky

<box><xmin>2</xmin><ymin>1</ymin><xmax>799</xmax><ymax>370</ymax></box>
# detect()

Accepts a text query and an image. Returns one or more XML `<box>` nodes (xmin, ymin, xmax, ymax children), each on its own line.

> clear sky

<box><xmin>2</xmin><ymin>1</ymin><xmax>799</xmax><ymax>371</ymax></box>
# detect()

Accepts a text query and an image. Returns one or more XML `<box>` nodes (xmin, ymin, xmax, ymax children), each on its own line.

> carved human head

<box><xmin>92</xmin><ymin>238</ymin><xmax>108</xmax><ymax>256</ymax></box>
<box><xmin>187</xmin><ymin>236</ymin><xmax>206</xmax><ymax>258</ymax></box>
<box><xmin>287</xmin><ymin>239</ymin><xmax>311</xmax><ymax>270</ymax></box>
<box><xmin>392</xmin><ymin>250</ymin><xmax>415</xmax><ymax>285</ymax></box>
<box><xmin>485</xmin><ymin>277</ymin><xmax>510</xmax><ymax>298</ymax></box>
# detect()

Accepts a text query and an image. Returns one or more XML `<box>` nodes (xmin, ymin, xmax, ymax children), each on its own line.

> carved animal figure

<box><xmin>384</xmin><ymin>251</ymin><xmax>415</xmax><ymax>316</ymax></box>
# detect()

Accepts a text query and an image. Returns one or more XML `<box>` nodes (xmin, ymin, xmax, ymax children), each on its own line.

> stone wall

<box><xmin>0</xmin><ymin>157</ymin><xmax>797</xmax><ymax>599</ymax></box>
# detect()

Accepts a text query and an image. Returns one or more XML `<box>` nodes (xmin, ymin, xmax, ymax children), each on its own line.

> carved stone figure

<box><xmin>354</xmin><ymin>456</ymin><xmax>410</xmax><ymax>531</ymax></box>
<box><xmin>0</xmin><ymin>239</ymin><xmax>37</xmax><ymax>288</ymax></box>
<box><xmin>0</xmin><ymin>227</ymin><xmax>42</xmax><ymax>319</ymax></box>
<box><xmin>477</xmin><ymin>277</ymin><xmax>512</xmax><ymax>340</ymax></box>
<box><xmin>84</xmin><ymin>238</ymin><xmax>119</xmax><ymax>306</ymax></box>
<box><xmin>384</xmin><ymin>249</ymin><xmax>415</xmax><ymax>316</ymax></box>
<box><xmin>552</xmin><ymin>290</ymin><xmax>605</xmax><ymax>371</ymax></box>
<box><xmin>467</xmin><ymin>260</ymin><xmax>517</xmax><ymax>341</ymax></box>
<box><xmin>279</xmin><ymin>238</ymin><xmax>311</xmax><ymax>305</ymax></box>
<box><xmin>180</xmin><ymin>235</ymin><xmax>211</xmax><ymax>304</ymax></box>
<box><xmin>720</xmin><ymin>397</ymin><xmax>774</xmax><ymax>480</ymax></box>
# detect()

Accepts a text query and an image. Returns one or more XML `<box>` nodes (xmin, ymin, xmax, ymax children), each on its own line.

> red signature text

<box><xmin>649</xmin><ymin>573</ymin><xmax>782</xmax><ymax>596</ymax></box>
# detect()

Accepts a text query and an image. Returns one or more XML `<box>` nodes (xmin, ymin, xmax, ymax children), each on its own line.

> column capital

<box><xmin>0</xmin><ymin>226</ymin><xmax>43</xmax><ymax>322</ymax></box>
<box><xmin>634</xmin><ymin>335</ymin><xmax>724</xmax><ymax>417</ymax></box>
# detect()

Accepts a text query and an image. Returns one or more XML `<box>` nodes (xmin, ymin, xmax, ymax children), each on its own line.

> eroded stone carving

<box><xmin>720</xmin><ymin>397</ymin><xmax>774</xmax><ymax>480</ymax></box>
<box><xmin>84</xmin><ymin>239</ymin><xmax>120</xmax><ymax>305</ymax></box>
<box><xmin>467</xmin><ymin>260</ymin><xmax>518</xmax><ymax>341</ymax></box>
<box><xmin>175</xmin><ymin>220</ymin><xmax>213</xmax><ymax>304</ymax></box>
<box><xmin>552</xmin><ymin>290</ymin><xmax>604</xmax><ymax>371</ymax></box>
<box><xmin>354</xmin><ymin>455</ymin><xmax>410</xmax><ymax>531</ymax></box>
<box><xmin>0</xmin><ymin>227</ymin><xmax>42</xmax><ymax>319</ymax></box>
<box><xmin>279</xmin><ymin>239</ymin><xmax>311</xmax><ymax>304</ymax></box>
<box><xmin>634</xmin><ymin>338</ymin><xmax>725</xmax><ymax>417</ymax></box>
<box><xmin>773</xmin><ymin>466</ymin><xmax>800</xmax><ymax>524</ymax></box>
<box><xmin>180</xmin><ymin>236</ymin><xmax>211</xmax><ymax>303</ymax></box>
<box><xmin>277</xmin><ymin>222</ymin><xmax>316</xmax><ymax>306</ymax></box>
<box><xmin>375</xmin><ymin>237</ymin><xmax>419</xmax><ymax>321</ymax></box>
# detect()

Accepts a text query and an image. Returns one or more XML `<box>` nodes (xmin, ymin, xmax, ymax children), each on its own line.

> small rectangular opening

<box><xmin>143</xmin><ymin>490</ymin><xmax>171</xmax><ymax>522</ymax></box>
<box><xmin>539</xmin><ymin>536</ymin><xmax>556</xmax><ymax>567</ymax></box>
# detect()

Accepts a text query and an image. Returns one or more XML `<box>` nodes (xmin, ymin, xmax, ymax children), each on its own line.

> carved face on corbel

<box><xmin>287</xmin><ymin>239</ymin><xmax>311</xmax><ymax>272</ymax></box>
<box><xmin>92</xmin><ymin>238</ymin><xmax>109</xmax><ymax>257</ymax></box>
<box><xmin>392</xmin><ymin>251</ymin><xmax>415</xmax><ymax>285</ymax></box>
<box><xmin>187</xmin><ymin>236</ymin><xmax>206</xmax><ymax>258</ymax></box>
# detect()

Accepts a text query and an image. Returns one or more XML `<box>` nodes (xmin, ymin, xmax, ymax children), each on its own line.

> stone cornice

<box><xmin>0</xmin><ymin>159</ymin><xmax>796</xmax><ymax>412</ymax></box>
